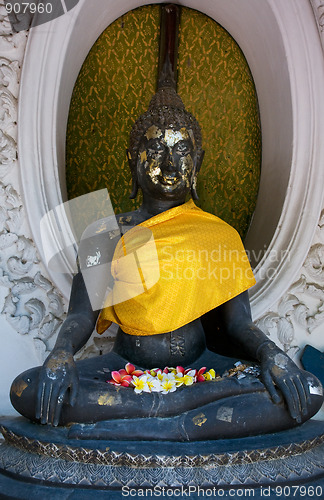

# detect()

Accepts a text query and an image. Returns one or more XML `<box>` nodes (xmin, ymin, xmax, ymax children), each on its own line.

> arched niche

<box><xmin>18</xmin><ymin>0</ymin><xmax>324</xmax><ymax>319</ymax></box>
<box><xmin>65</xmin><ymin>5</ymin><xmax>261</xmax><ymax>241</ymax></box>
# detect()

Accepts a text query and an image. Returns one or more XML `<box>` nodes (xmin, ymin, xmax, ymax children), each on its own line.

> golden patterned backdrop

<box><xmin>66</xmin><ymin>5</ymin><xmax>261</xmax><ymax>239</ymax></box>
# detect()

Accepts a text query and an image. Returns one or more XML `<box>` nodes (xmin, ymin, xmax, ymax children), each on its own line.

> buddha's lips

<box><xmin>159</xmin><ymin>174</ymin><xmax>181</xmax><ymax>185</ymax></box>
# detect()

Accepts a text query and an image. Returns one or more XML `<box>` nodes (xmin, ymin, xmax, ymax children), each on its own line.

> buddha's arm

<box><xmin>218</xmin><ymin>291</ymin><xmax>275</xmax><ymax>358</ymax></box>
<box><xmin>219</xmin><ymin>291</ymin><xmax>312</xmax><ymax>423</ymax></box>
<box><xmin>51</xmin><ymin>272</ymin><xmax>99</xmax><ymax>354</ymax></box>
<box><xmin>35</xmin><ymin>219</ymin><xmax>122</xmax><ymax>425</ymax></box>
<box><xmin>36</xmin><ymin>272</ymin><xmax>99</xmax><ymax>426</ymax></box>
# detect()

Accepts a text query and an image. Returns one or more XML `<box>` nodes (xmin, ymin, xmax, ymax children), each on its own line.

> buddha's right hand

<box><xmin>35</xmin><ymin>348</ymin><xmax>79</xmax><ymax>426</ymax></box>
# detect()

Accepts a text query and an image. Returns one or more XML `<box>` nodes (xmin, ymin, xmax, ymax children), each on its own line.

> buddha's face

<box><xmin>136</xmin><ymin>125</ymin><xmax>196</xmax><ymax>200</ymax></box>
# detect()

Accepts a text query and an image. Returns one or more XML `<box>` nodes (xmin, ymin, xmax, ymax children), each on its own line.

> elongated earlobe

<box><xmin>191</xmin><ymin>150</ymin><xmax>205</xmax><ymax>200</ymax></box>
<box><xmin>197</xmin><ymin>150</ymin><xmax>205</xmax><ymax>175</ymax></box>
<box><xmin>129</xmin><ymin>178</ymin><xmax>139</xmax><ymax>199</ymax></box>
<box><xmin>191</xmin><ymin>178</ymin><xmax>199</xmax><ymax>200</ymax></box>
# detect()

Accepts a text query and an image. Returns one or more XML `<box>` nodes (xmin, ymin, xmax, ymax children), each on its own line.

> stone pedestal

<box><xmin>0</xmin><ymin>417</ymin><xmax>323</xmax><ymax>499</ymax></box>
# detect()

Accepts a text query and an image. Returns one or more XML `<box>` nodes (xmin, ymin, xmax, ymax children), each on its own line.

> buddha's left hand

<box><xmin>258</xmin><ymin>342</ymin><xmax>312</xmax><ymax>423</ymax></box>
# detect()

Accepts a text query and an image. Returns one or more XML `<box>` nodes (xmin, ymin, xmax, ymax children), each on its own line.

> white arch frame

<box><xmin>18</xmin><ymin>0</ymin><xmax>324</xmax><ymax>319</ymax></box>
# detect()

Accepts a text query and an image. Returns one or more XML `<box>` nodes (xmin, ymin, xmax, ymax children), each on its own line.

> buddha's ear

<box><xmin>190</xmin><ymin>180</ymin><xmax>199</xmax><ymax>200</ymax></box>
<box><xmin>196</xmin><ymin>149</ymin><xmax>205</xmax><ymax>175</ymax></box>
<box><xmin>126</xmin><ymin>149</ymin><xmax>139</xmax><ymax>199</ymax></box>
<box><xmin>129</xmin><ymin>178</ymin><xmax>139</xmax><ymax>199</ymax></box>
<box><xmin>191</xmin><ymin>150</ymin><xmax>205</xmax><ymax>200</ymax></box>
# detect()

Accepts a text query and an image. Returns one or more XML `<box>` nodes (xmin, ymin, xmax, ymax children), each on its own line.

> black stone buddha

<box><xmin>10</xmin><ymin>77</ymin><xmax>323</xmax><ymax>440</ymax></box>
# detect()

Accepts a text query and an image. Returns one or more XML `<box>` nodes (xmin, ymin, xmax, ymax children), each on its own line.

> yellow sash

<box><xmin>96</xmin><ymin>200</ymin><xmax>255</xmax><ymax>336</ymax></box>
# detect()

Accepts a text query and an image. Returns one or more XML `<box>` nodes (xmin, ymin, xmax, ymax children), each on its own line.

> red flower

<box><xmin>197</xmin><ymin>367</ymin><xmax>207</xmax><ymax>382</ymax></box>
<box><xmin>125</xmin><ymin>362</ymin><xmax>143</xmax><ymax>377</ymax></box>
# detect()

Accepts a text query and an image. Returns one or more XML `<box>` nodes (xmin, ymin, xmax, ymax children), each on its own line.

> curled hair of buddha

<box><xmin>128</xmin><ymin>84</ymin><xmax>204</xmax><ymax>200</ymax></box>
<box><xmin>129</xmin><ymin>86</ymin><xmax>203</xmax><ymax>170</ymax></box>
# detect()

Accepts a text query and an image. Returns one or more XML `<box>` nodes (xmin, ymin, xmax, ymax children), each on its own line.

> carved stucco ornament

<box><xmin>0</xmin><ymin>3</ymin><xmax>66</xmax><ymax>362</ymax></box>
<box><xmin>311</xmin><ymin>0</ymin><xmax>324</xmax><ymax>34</ymax></box>
<box><xmin>0</xmin><ymin>182</ymin><xmax>66</xmax><ymax>360</ymax></box>
<box><xmin>256</xmin><ymin>210</ymin><xmax>324</xmax><ymax>359</ymax></box>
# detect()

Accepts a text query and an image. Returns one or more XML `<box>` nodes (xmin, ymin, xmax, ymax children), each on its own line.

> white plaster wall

<box><xmin>0</xmin><ymin>0</ymin><xmax>324</xmax><ymax>417</ymax></box>
<box><xmin>0</xmin><ymin>317</ymin><xmax>39</xmax><ymax>415</ymax></box>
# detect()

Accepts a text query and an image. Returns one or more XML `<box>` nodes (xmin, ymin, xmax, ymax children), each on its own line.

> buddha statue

<box><xmin>9</xmin><ymin>76</ymin><xmax>323</xmax><ymax>440</ymax></box>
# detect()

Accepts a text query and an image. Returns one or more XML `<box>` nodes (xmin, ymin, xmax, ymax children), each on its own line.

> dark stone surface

<box><xmin>1</xmin><ymin>416</ymin><xmax>324</xmax><ymax>455</ymax></box>
<box><xmin>0</xmin><ymin>417</ymin><xmax>323</xmax><ymax>499</ymax></box>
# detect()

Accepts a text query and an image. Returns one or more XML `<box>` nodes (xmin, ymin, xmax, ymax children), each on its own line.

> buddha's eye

<box><xmin>174</xmin><ymin>141</ymin><xmax>192</xmax><ymax>155</ymax></box>
<box><xmin>147</xmin><ymin>140</ymin><xmax>165</xmax><ymax>155</ymax></box>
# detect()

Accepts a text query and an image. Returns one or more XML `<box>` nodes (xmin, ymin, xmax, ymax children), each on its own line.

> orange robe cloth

<box><xmin>96</xmin><ymin>200</ymin><xmax>255</xmax><ymax>336</ymax></box>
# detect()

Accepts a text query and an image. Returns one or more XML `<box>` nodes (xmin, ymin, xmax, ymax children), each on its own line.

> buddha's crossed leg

<box><xmin>10</xmin><ymin>350</ymin><xmax>322</xmax><ymax>440</ymax></box>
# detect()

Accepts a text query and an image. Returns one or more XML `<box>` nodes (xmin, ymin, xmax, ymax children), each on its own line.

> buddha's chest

<box><xmin>113</xmin><ymin>318</ymin><xmax>206</xmax><ymax>369</ymax></box>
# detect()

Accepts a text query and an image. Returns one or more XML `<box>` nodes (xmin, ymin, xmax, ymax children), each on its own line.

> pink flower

<box><xmin>109</xmin><ymin>371</ymin><xmax>133</xmax><ymax>387</ymax></box>
<box><xmin>107</xmin><ymin>363</ymin><xmax>144</xmax><ymax>387</ymax></box>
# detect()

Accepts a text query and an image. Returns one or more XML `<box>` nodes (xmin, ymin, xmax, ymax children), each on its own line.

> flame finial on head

<box><xmin>127</xmin><ymin>4</ymin><xmax>204</xmax><ymax>200</ymax></box>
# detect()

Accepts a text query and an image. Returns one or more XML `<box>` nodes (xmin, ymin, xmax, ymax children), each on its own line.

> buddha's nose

<box><xmin>163</xmin><ymin>151</ymin><xmax>174</xmax><ymax>171</ymax></box>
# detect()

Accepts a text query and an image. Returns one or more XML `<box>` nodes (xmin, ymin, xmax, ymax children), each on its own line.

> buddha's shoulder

<box><xmin>78</xmin><ymin>210</ymin><xmax>140</xmax><ymax>264</ymax></box>
<box><xmin>193</xmin><ymin>207</ymin><xmax>240</xmax><ymax>233</ymax></box>
<box><xmin>116</xmin><ymin>209</ymin><xmax>145</xmax><ymax>227</ymax></box>
<box><xmin>80</xmin><ymin>209</ymin><xmax>142</xmax><ymax>241</ymax></box>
